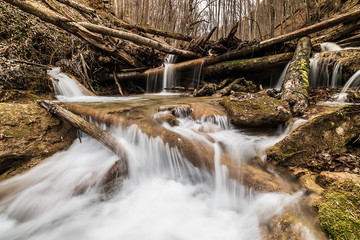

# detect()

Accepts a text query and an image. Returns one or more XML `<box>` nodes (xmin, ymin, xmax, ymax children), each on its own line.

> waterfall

<box><xmin>336</xmin><ymin>70</ymin><xmax>360</xmax><ymax>102</ymax></box>
<box><xmin>162</xmin><ymin>55</ymin><xmax>177</xmax><ymax>93</ymax></box>
<box><xmin>191</xmin><ymin>60</ymin><xmax>205</xmax><ymax>89</ymax></box>
<box><xmin>0</xmin><ymin>110</ymin><xmax>319</xmax><ymax>239</ymax></box>
<box><xmin>275</xmin><ymin>62</ymin><xmax>290</xmax><ymax>90</ymax></box>
<box><xmin>48</xmin><ymin>67</ymin><xmax>87</xmax><ymax>98</ymax></box>
<box><xmin>48</xmin><ymin>67</ymin><xmax>140</xmax><ymax>102</ymax></box>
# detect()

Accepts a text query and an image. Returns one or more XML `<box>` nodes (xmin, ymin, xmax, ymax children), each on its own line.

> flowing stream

<box><xmin>0</xmin><ymin>62</ymin><xmax>323</xmax><ymax>240</ymax></box>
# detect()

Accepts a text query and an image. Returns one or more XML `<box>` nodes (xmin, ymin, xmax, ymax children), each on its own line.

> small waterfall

<box><xmin>275</xmin><ymin>62</ymin><xmax>290</xmax><ymax>90</ymax></box>
<box><xmin>48</xmin><ymin>67</ymin><xmax>140</xmax><ymax>102</ymax></box>
<box><xmin>48</xmin><ymin>67</ymin><xmax>87</xmax><ymax>98</ymax></box>
<box><xmin>309</xmin><ymin>55</ymin><xmax>330</xmax><ymax>87</ymax></box>
<box><xmin>320</xmin><ymin>42</ymin><xmax>342</xmax><ymax>52</ymax></box>
<box><xmin>331</xmin><ymin>61</ymin><xmax>343</xmax><ymax>87</ymax></box>
<box><xmin>162</xmin><ymin>55</ymin><xmax>177</xmax><ymax>92</ymax></box>
<box><xmin>336</xmin><ymin>70</ymin><xmax>360</xmax><ymax>102</ymax></box>
<box><xmin>191</xmin><ymin>60</ymin><xmax>205</xmax><ymax>89</ymax></box>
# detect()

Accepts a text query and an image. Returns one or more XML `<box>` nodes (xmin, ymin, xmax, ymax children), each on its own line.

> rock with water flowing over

<box><xmin>220</xmin><ymin>92</ymin><xmax>292</xmax><ymax>127</ymax></box>
<box><xmin>0</xmin><ymin>102</ymin><xmax>75</xmax><ymax>180</ymax></box>
<box><xmin>266</xmin><ymin>105</ymin><xmax>360</xmax><ymax>171</ymax></box>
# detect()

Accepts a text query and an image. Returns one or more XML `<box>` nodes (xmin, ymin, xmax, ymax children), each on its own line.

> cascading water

<box><xmin>191</xmin><ymin>60</ymin><xmax>205</xmax><ymax>89</ymax></box>
<box><xmin>0</xmin><ymin>109</ymin><xmax>319</xmax><ymax>240</ymax></box>
<box><xmin>336</xmin><ymin>70</ymin><xmax>360</xmax><ymax>103</ymax></box>
<box><xmin>162</xmin><ymin>55</ymin><xmax>177</xmax><ymax>93</ymax></box>
<box><xmin>48</xmin><ymin>67</ymin><xmax>140</xmax><ymax>102</ymax></box>
<box><xmin>48</xmin><ymin>68</ymin><xmax>87</xmax><ymax>98</ymax></box>
<box><xmin>275</xmin><ymin>62</ymin><xmax>290</xmax><ymax>90</ymax></box>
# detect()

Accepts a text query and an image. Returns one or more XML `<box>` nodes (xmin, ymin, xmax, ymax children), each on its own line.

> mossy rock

<box><xmin>220</xmin><ymin>93</ymin><xmax>291</xmax><ymax>127</ymax></box>
<box><xmin>266</xmin><ymin>105</ymin><xmax>360</xmax><ymax>170</ymax></box>
<box><xmin>0</xmin><ymin>103</ymin><xmax>75</xmax><ymax>180</ymax></box>
<box><xmin>318</xmin><ymin>180</ymin><xmax>360</xmax><ymax>240</ymax></box>
<box><xmin>0</xmin><ymin>90</ymin><xmax>40</xmax><ymax>103</ymax></box>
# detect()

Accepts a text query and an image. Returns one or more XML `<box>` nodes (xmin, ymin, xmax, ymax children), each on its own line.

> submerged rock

<box><xmin>266</xmin><ymin>105</ymin><xmax>360</xmax><ymax>171</ymax></box>
<box><xmin>0</xmin><ymin>103</ymin><xmax>75</xmax><ymax>180</ymax></box>
<box><xmin>190</xmin><ymin>102</ymin><xmax>227</xmax><ymax>120</ymax></box>
<box><xmin>220</xmin><ymin>93</ymin><xmax>292</xmax><ymax>127</ymax></box>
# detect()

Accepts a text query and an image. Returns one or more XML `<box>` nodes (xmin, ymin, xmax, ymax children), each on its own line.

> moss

<box><xmin>318</xmin><ymin>181</ymin><xmax>360</xmax><ymax>240</ymax></box>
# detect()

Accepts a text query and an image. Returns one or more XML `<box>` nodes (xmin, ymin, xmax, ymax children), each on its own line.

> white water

<box><xmin>0</xmin><ymin>112</ymin><xmax>316</xmax><ymax>240</ymax></box>
<box><xmin>192</xmin><ymin>60</ymin><xmax>205</xmax><ymax>89</ymax></box>
<box><xmin>48</xmin><ymin>67</ymin><xmax>140</xmax><ymax>102</ymax></box>
<box><xmin>336</xmin><ymin>70</ymin><xmax>360</xmax><ymax>103</ymax></box>
<box><xmin>275</xmin><ymin>62</ymin><xmax>290</xmax><ymax>90</ymax></box>
<box><xmin>162</xmin><ymin>55</ymin><xmax>177</xmax><ymax>93</ymax></box>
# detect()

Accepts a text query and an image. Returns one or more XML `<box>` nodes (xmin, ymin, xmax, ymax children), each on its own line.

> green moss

<box><xmin>318</xmin><ymin>181</ymin><xmax>360</xmax><ymax>240</ymax></box>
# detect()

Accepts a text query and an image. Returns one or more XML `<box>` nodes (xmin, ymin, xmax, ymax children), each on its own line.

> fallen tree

<box><xmin>38</xmin><ymin>100</ymin><xmax>128</xmax><ymax>164</ymax></box>
<box><xmin>281</xmin><ymin>37</ymin><xmax>311</xmax><ymax>115</ymax></box>
<box><xmin>115</xmin><ymin>8</ymin><xmax>360</xmax><ymax>81</ymax></box>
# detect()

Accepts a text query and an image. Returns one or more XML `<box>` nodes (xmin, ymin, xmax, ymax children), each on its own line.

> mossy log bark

<box><xmin>38</xmin><ymin>100</ymin><xmax>128</xmax><ymax>169</ymax></box>
<box><xmin>281</xmin><ymin>37</ymin><xmax>311</xmax><ymax>115</ymax></box>
<box><xmin>204</xmin><ymin>52</ymin><xmax>293</xmax><ymax>77</ymax></box>
<box><xmin>115</xmin><ymin>52</ymin><xmax>293</xmax><ymax>81</ymax></box>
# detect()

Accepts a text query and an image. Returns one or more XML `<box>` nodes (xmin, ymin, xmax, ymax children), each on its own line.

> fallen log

<box><xmin>115</xmin><ymin>52</ymin><xmax>293</xmax><ymax>81</ymax></box>
<box><xmin>110</xmin><ymin>15</ymin><xmax>193</xmax><ymax>42</ymax></box>
<box><xmin>204</xmin><ymin>52</ymin><xmax>293</xmax><ymax>77</ymax></box>
<box><xmin>116</xmin><ymin>8</ymin><xmax>360</xmax><ymax>81</ymax></box>
<box><xmin>4</xmin><ymin>0</ymin><xmax>142</xmax><ymax>67</ymax></box>
<box><xmin>281</xmin><ymin>37</ymin><xmax>311</xmax><ymax>115</ymax></box>
<box><xmin>55</xmin><ymin>0</ymin><xmax>96</xmax><ymax>16</ymax></box>
<box><xmin>77</xmin><ymin>22</ymin><xmax>200</xmax><ymax>58</ymax></box>
<box><xmin>38</xmin><ymin>100</ymin><xmax>127</xmax><ymax>162</ymax></box>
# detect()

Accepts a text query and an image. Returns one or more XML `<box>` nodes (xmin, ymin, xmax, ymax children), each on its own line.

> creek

<box><xmin>0</xmin><ymin>63</ymin><xmax>339</xmax><ymax>239</ymax></box>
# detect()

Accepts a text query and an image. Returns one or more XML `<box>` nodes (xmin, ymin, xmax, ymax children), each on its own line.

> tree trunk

<box><xmin>38</xmin><ymin>100</ymin><xmax>128</xmax><ymax>162</ymax></box>
<box><xmin>204</xmin><ymin>52</ymin><xmax>293</xmax><ymax>77</ymax></box>
<box><xmin>115</xmin><ymin>52</ymin><xmax>293</xmax><ymax>81</ymax></box>
<box><xmin>77</xmin><ymin>22</ymin><xmax>200</xmax><ymax>58</ymax></box>
<box><xmin>281</xmin><ymin>37</ymin><xmax>311</xmax><ymax>116</ymax></box>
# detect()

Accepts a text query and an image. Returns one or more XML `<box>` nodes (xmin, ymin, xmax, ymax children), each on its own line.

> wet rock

<box><xmin>316</xmin><ymin>171</ymin><xmax>360</xmax><ymax>188</ymax></box>
<box><xmin>220</xmin><ymin>93</ymin><xmax>292</xmax><ymax>127</ymax></box>
<box><xmin>158</xmin><ymin>104</ymin><xmax>191</xmax><ymax>118</ymax></box>
<box><xmin>190</xmin><ymin>102</ymin><xmax>227</xmax><ymax>120</ymax></box>
<box><xmin>194</xmin><ymin>83</ymin><xmax>217</xmax><ymax>97</ymax></box>
<box><xmin>266</xmin><ymin>105</ymin><xmax>360</xmax><ymax>171</ymax></box>
<box><xmin>219</xmin><ymin>78</ymin><xmax>257</xmax><ymax>96</ymax></box>
<box><xmin>153</xmin><ymin>111</ymin><xmax>179</xmax><ymax>126</ymax></box>
<box><xmin>100</xmin><ymin>160</ymin><xmax>128</xmax><ymax>193</ymax></box>
<box><xmin>0</xmin><ymin>103</ymin><xmax>75</xmax><ymax>180</ymax></box>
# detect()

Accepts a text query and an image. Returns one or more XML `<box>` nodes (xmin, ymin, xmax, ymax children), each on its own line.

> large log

<box><xmin>117</xmin><ymin>8</ymin><xmax>360</xmax><ymax>81</ymax></box>
<box><xmin>38</xmin><ymin>100</ymin><xmax>127</xmax><ymax>162</ymax></box>
<box><xmin>77</xmin><ymin>22</ymin><xmax>200</xmax><ymax>58</ymax></box>
<box><xmin>114</xmin><ymin>52</ymin><xmax>293</xmax><ymax>81</ymax></box>
<box><xmin>281</xmin><ymin>37</ymin><xmax>311</xmax><ymax>116</ymax></box>
<box><xmin>204</xmin><ymin>52</ymin><xmax>293</xmax><ymax>77</ymax></box>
